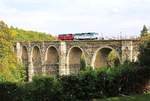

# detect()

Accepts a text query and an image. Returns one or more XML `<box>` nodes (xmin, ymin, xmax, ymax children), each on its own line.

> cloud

<box><xmin>0</xmin><ymin>0</ymin><xmax>150</xmax><ymax>36</ymax></box>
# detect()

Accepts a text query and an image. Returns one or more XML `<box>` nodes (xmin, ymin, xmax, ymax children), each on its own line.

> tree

<box><xmin>0</xmin><ymin>20</ymin><xmax>24</xmax><ymax>82</ymax></box>
<box><xmin>10</xmin><ymin>27</ymin><xmax>56</xmax><ymax>41</ymax></box>
<box><xmin>141</xmin><ymin>25</ymin><xmax>149</xmax><ymax>36</ymax></box>
<box><xmin>0</xmin><ymin>20</ymin><xmax>56</xmax><ymax>82</ymax></box>
<box><xmin>107</xmin><ymin>50</ymin><xmax>120</xmax><ymax>67</ymax></box>
<box><xmin>138</xmin><ymin>40</ymin><xmax>150</xmax><ymax>66</ymax></box>
<box><xmin>80</xmin><ymin>55</ymin><xmax>86</xmax><ymax>70</ymax></box>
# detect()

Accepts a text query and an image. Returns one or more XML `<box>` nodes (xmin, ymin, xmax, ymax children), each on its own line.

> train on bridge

<box><xmin>58</xmin><ymin>32</ymin><xmax>104</xmax><ymax>41</ymax></box>
<box><xmin>57</xmin><ymin>32</ymin><xmax>138</xmax><ymax>41</ymax></box>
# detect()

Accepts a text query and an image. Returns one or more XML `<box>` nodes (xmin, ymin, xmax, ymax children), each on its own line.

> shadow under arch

<box><xmin>32</xmin><ymin>45</ymin><xmax>42</xmax><ymax>75</ymax></box>
<box><xmin>67</xmin><ymin>46</ymin><xmax>87</xmax><ymax>74</ymax></box>
<box><xmin>45</xmin><ymin>46</ymin><xmax>59</xmax><ymax>76</ymax></box>
<box><xmin>21</xmin><ymin>46</ymin><xmax>28</xmax><ymax>81</ymax></box>
<box><xmin>91</xmin><ymin>46</ymin><xmax>121</xmax><ymax>69</ymax></box>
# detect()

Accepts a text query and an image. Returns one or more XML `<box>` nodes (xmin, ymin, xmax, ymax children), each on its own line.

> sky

<box><xmin>0</xmin><ymin>0</ymin><xmax>150</xmax><ymax>37</ymax></box>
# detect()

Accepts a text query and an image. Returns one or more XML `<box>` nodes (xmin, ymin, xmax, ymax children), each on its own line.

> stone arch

<box><xmin>45</xmin><ymin>46</ymin><xmax>59</xmax><ymax>75</ymax></box>
<box><xmin>32</xmin><ymin>46</ymin><xmax>42</xmax><ymax>74</ymax></box>
<box><xmin>21</xmin><ymin>46</ymin><xmax>28</xmax><ymax>81</ymax></box>
<box><xmin>91</xmin><ymin>46</ymin><xmax>121</xmax><ymax>69</ymax></box>
<box><xmin>67</xmin><ymin>46</ymin><xmax>86</xmax><ymax>74</ymax></box>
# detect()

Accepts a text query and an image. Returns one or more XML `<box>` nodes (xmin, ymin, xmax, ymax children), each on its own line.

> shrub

<box><xmin>60</xmin><ymin>75</ymin><xmax>80</xmax><ymax>101</ymax></box>
<box><xmin>138</xmin><ymin>40</ymin><xmax>150</xmax><ymax>66</ymax></box>
<box><xmin>60</xmin><ymin>67</ymin><xmax>97</xmax><ymax>100</ymax></box>
<box><xmin>79</xmin><ymin>68</ymin><xmax>97</xmax><ymax>99</ymax></box>
<box><xmin>0</xmin><ymin>63</ymin><xmax>150</xmax><ymax>101</ymax></box>
<box><xmin>0</xmin><ymin>82</ymin><xmax>19</xmax><ymax>101</ymax></box>
<box><xmin>24</xmin><ymin>75</ymin><xmax>62</xmax><ymax>101</ymax></box>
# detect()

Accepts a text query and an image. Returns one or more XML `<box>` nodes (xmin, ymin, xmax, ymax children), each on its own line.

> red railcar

<box><xmin>58</xmin><ymin>34</ymin><xmax>74</xmax><ymax>40</ymax></box>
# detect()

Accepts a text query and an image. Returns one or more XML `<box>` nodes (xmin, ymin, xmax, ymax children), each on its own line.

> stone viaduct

<box><xmin>14</xmin><ymin>40</ymin><xmax>139</xmax><ymax>81</ymax></box>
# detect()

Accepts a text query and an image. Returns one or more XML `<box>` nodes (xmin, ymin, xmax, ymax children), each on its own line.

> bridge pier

<box><xmin>28</xmin><ymin>45</ymin><xmax>33</xmax><ymax>81</ymax></box>
<box><xmin>59</xmin><ymin>42</ymin><xmax>68</xmax><ymax>75</ymax></box>
<box><xmin>121</xmin><ymin>41</ymin><xmax>136</xmax><ymax>63</ymax></box>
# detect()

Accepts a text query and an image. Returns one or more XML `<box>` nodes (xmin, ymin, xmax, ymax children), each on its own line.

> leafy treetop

<box><xmin>141</xmin><ymin>25</ymin><xmax>149</xmax><ymax>37</ymax></box>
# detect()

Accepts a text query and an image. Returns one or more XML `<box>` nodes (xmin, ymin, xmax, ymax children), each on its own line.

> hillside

<box><xmin>10</xmin><ymin>27</ymin><xmax>56</xmax><ymax>41</ymax></box>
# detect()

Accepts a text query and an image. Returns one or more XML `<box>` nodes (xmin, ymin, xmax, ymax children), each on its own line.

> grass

<box><xmin>93</xmin><ymin>93</ymin><xmax>150</xmax><ymax>101</ymax></box>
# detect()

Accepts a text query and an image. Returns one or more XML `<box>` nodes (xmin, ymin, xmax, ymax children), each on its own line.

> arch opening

<box><xmin>94</xmin><ymin>47</ymin><xmax>120</xmax><ymax>68</ymax></box>
<box><xmin>45</xmin><ymin>46</ymin><xmax>59</xmax><ymax>76</ymax></box>
<box><xmin>68</xmin><ymin>47</ymin><xmax>86</xmax><ymax>74</ymax></box>
<box><xmin>32</xmin><ymin>46</ymin><xmax>42</xmax><ymax>74</ymax></box>
<box><xmin>21</xmin><ymin>46</ymin><xmax>28</xmax><ymax>81</ymax></box>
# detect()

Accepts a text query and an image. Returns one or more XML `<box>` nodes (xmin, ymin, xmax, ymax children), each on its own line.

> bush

<box><xmin>60</xmin><ymin>67</ymin><xmax>97</xmax><ymax>100</ymax></box>
<box><xmin>23</xmin><ymin>76</ymin><xmax>62</xmax><ymax>101</ymax></box>
<box><xmin>95</xmin><ymin>63</ymin><xmax>150</xmax><ymax>97</ymax></box>
<box><xmin>138</xmin><ymin>40</ymin><xmax>150</xmax><ymax>66</ymax></box>
<box><xmin>0</xmin><ymin>63</ymin><xmax>150</xmax><ymax>101</ymax></box>
<box><xmin>79</xmin><ymin>68</ymin><xmax>97</xmax><ymax>99</ymax></box>
<box><xmin>60</xmin><ymin>75</ymin><xmax>80</xmax><ymax>101</ymax></box>
<box><xmin>96</xmin><ymin>70</ymin><xmax>119</xmax><ymax>97</ymax></box>
<box><xmin>0</xmin><ymin>82</ymin><xmax>20</xmax><ymax>101</ymax></box>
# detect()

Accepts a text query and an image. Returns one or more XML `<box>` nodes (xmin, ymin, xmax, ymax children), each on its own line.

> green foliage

<box><xmin>60</xmin><ymin>63</ymin><xmax>150</xmax><ymax>100</ymax></box>
<box><xmin>0</xmin><ymin>65</ymin><xmax>150</xmax><ymax>101</ymax></box>
<box><xmin>141</xmin><ymin>25</ymin><xmax>149</xmax><ymax>37</ymax></box>
<box><xmin>78</xmin><ymin>68</ymin><xmax>97</xmax><ymax>99</ymax></box>
<box><xmin>0</xmin><ymin>20</ymin><xmax>56</xmax><ymax>82</ymax></box>
<box><xmin>23</xmin><ymin>76</ymin><xmax>62</xmax><ymax>101</ymax></box>
<box><xmin>80</xmin><ymin>57</ymin><xmax>86</xmax><ymax>70</ymax></box>
<box><xmin>139</xmin><ymin>40</ymin><xmax>150</xmax><ymax>66</ymax></box>
<box><xmin>60</xmin><ymin>67</ymin><xmax>97</xmax><ymax>100</ymax></box>
<box><xmin>10</xmin><ymin>27</ymin><xmax>56</xmax><ymax>41</ymax></box>
<box><xmin>0</xmin><ymin>76</ymin><xmax>62</xmax><ymax>101</ymax></box>
<box><xmin>0</xmin><ymin>82</ymin><xmax>19</xmax><ymax>101</ymax></box>
<box><xmin>0</xmin><ymin>21</ymin><xmax>25</xmax><ymax>82</ymax></box>
<box><xmin>60</xmin><ymin>75</ymin><xmax>80</xmax><ymax>101</ymax></box>
<box><xmin>107</xmin><ymin>50</ymin><xmax>120</xmax><ymax>67</ymax></box>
